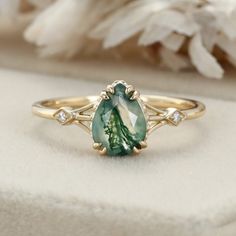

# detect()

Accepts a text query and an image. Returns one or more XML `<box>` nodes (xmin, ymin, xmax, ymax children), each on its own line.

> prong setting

<box><xmin>93</xmin><ymin>142</ymin><xmax>102</xmax><ymax>150</ymax></box>
<box><xmin>133</xmin><ymin>147</ymin><xmax>141</xmax><ymax>155</ymax></box>
<box><xmin>125</xmin><ymin>85</ymin><xmax>135</xmax><ymax>95</ymax></box>
<box><xmin>93</xmin><ymin>142</ymin><xmax>107</xmax><ymax>155</ymax></box>
<box><xmin>99</xmin><ymin>147</ymin><xmax>107</xmax><ymax>155</ymax></box>
<box><xmin>139</xmin><ymin>141</ymin><xmax>148</xmax><ymax>149</ymax></box>
<box><xmin>130</xmin><ymin>90</ymin><xmax>140</xmax><ymax>100</ymax></box>
<box><xmin>125</xmin><ymin>85</ymin><xmax>140</xmax><ymax>100</ymax></box>
<box><xmin>106</xmin><ymin>85</ymin><xmax>115</xmax><ymax>94</ymax></box>
<box><xmin>100</xmin><ymin>91</ymin><xmax>110</xmax><ymax>100</ymax></box>
<box><xmin>100</xmin><ymin>80</ymin><xmax>141</xmax><ymax>101</ymax></box>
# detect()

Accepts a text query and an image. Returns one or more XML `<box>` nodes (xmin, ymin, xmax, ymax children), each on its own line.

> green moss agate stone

<box><xmin>92</xmin><ymin>83</ymin><xmax>147</xmax><ymax>156</ymax></box>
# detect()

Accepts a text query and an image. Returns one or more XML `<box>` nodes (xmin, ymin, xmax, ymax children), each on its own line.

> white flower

<box><xmin>24</xmin><ymin>0</ymin><xmax>130</xmax><ymax>57</ymax></box>
<box><xmin>189</xmin><ymin>33</ymin><xmax>223</xmax><ymax>79</ymax></box>
<box><xmin>2</xmin><ymin>0</ymin><xmax>236</xmax><ymax>79</ymax></box>
<box><xmin>90</xmin><ymin>0</ymin><xmax>230</xmax><ymax>78</ymax></box>
<box><xmin>24</xmin><ymin>0</ymin><xmax>94</xmax><ymax>57</ymax></box>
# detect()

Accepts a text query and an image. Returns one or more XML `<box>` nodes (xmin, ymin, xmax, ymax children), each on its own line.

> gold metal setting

<box><xmin>32</xmin><ymin>80</ymin><xmax>206</xmax><ymax>156</ymax></box>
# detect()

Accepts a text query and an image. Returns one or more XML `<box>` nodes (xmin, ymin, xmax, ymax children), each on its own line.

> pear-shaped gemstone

<box><xmin>92</xmin><ymin>83</ymin><xmax>147</xmax><ymax>156</ymax></box>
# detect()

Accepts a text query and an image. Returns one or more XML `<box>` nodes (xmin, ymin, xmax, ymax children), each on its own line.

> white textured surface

<box><xmin>0</xmin><ymin>68</ymin><xmax>236</xmax><ymax>236</ymax></box>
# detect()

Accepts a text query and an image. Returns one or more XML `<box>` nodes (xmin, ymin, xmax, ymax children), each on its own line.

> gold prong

<box><xmin>130</xmin><ymin>90</ymin><xmax>140</xmax><ymax>100</ymax></box>
<box><xmin>140</xmin><ymin>141</ymin><xmax>147</xmax><ymax>149</ymax></box>
<box><xmin>99</xmin><ymin>147</ymin><xmax>107</xmax><ymax>155</ymax></box>
<box><xmin>100</xmin><ymin>91</ymin><xmax>110</xmax><ymax>100</ymax></box>
<box><xmin>125</xmin><ymin>85</ymin><xmax>135</xmax><ymax>95</ymax></box>
<box><xmin>93</xmin><ymin>143</ymin><xmax>102</xmax><ymax>150</ymax></box>
<box><xmin>106</xmin><ymin>85</ymin><xmax>115</xmax><ymax>94</ymax></box>
<box><xmin>114</xmin><ymin>80</ymin><xmax>126</xmax><ymax>85</ymax></box>
<box><xmin>133</xmin><ymin>147</ymin><xmax>141</xmax><ymax>155</ymax></box>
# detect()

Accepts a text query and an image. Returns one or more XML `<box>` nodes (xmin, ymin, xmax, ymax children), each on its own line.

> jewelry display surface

<box><xmin>0</xmin><ymin>69</ymin><xmax>236</xmax><ymax>236</ymax></box>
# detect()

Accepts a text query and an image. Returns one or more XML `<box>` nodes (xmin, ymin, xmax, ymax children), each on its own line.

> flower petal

<box><xmin>160</xmin><ymin>47</ymin><xmax>191</xmax><ymax>71</ymax></box>
<box><xmin>161</xmin><ymin>33</ymin><xmax>185</xmax><ymax>52</ymax></box>
<box><xmin>139</xmin><ymin>26</ymin><xmax>171</xmax><ymax>46</ymax></box>
<box><xmin>189</xmin><ymin>33</ymin><xmax>224</xmax><ymax>79</ymax></box>
<box><xmin>103</xmin><ymin>1</ymin><xmax>169</xmax><ymax>48</ymax></box>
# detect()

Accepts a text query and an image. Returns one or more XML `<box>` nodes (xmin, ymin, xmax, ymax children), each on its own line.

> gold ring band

<box><xmin>32</xmin><ymin>80</ymin><xmax>206</xmax><ymax>156</ymax></box>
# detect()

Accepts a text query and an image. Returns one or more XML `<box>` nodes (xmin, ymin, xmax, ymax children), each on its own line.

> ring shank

<box><xmin>141</xmin><ymin>95</ymin><xmax>205</xmax><ymax>120</ymax></box>
<box><xmin>32</xmin><ymin>95</ymin><xmax>205</xmax><ymax>121</ymax></box>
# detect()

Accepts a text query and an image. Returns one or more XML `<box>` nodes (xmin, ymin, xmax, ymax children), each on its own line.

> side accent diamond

<box><xmin>57</xmin><ymin>110</ymin><xmax>67</xmax><ymax>123</ymax></box>
<box><xmin>166</xmin><ymin>108</ymin><xmax>186</xmax><ymax>126</ymax></box>
<box><xmin>54</xmin><ymin>108</ymin><xmax>73</xmax><ymax>125</ymax></box>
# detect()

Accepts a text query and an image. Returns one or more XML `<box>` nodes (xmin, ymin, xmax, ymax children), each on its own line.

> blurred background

<box><xmin>0</xmin><ymin>0</ymin><xmax>236</xmax><ymax>100</ymax></box>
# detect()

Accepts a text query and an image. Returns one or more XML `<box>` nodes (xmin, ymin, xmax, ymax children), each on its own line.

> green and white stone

<box><xmin>92</xmin><ymin>82</ymin><xmax>147</xmax><ymax>156</ymax></box>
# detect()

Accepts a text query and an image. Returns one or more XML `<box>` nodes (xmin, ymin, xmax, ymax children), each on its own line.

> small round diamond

<box><xmin>172</xmin><ymin>111</ymin><xmax>181</xmax><ymax>123</ymax></box>
<box><xmin>57</xmin><ymin>110</ymin><xmax>68</xmax><ymax>123</ymax></box>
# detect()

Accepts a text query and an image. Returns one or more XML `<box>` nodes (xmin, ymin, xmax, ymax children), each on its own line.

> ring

<box><xmin>32</xmin><ymin>80</ymin><xmax>206</xmax><ymax>156</ymax></box>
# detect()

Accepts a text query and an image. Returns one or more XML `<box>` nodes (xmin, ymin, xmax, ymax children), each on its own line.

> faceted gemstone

<box><xmin>169</xmin><ymin>110</ymin><xmax>184</xmax><ymax>125</ymax></box>
<box><xmin>55</xmin><ymin>109</ymin><xmax>72</xmax><ymax>124</ymax></box>
<box><xmin>57</xmin><ymin>110</ymin><xmax>68</xmax><ymax>123</ymax></box>
<box><xmin>92</xmin><ymin>83</ymin><xmax>147</xmax><ymax>156</ymax></box>
<box><xmin>172</xmin><ymin>111</ymin><xmax>181</xmax><ymax>124</ymax></box>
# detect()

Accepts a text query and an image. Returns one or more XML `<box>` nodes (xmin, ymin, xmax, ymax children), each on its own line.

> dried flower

<box><xmin>1</xmin><ymin>0</ymin><xmax>236</xmax><ymax>79</ymax></box>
